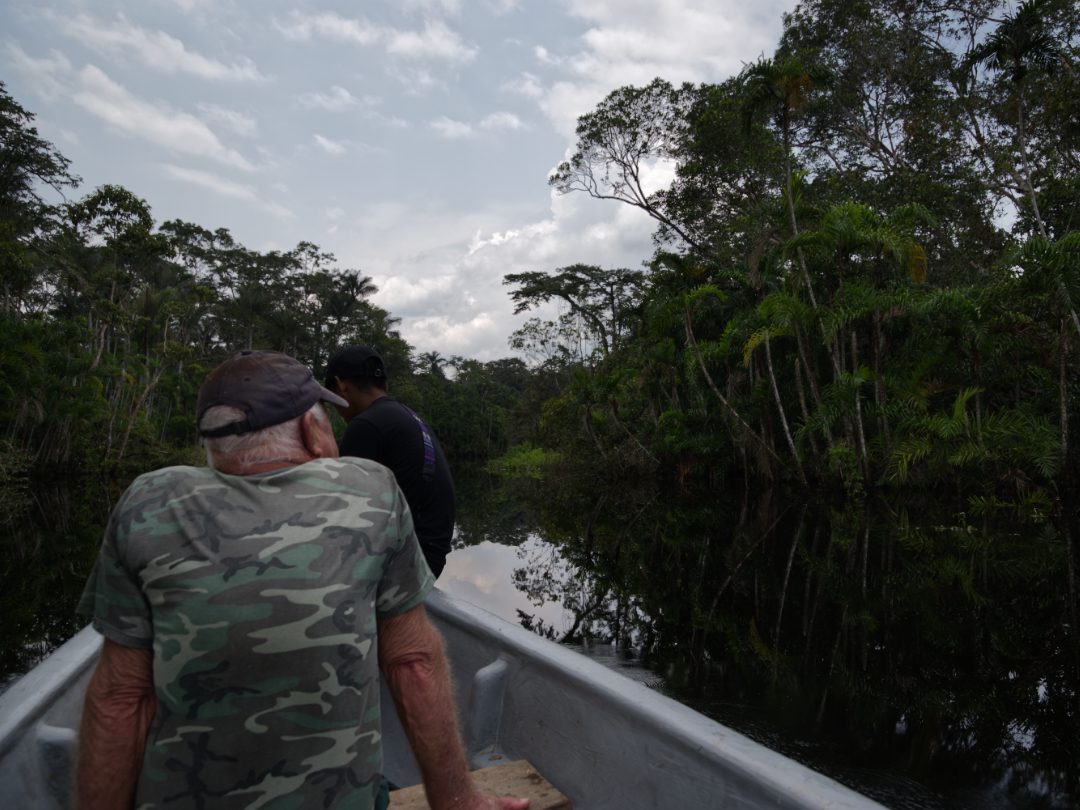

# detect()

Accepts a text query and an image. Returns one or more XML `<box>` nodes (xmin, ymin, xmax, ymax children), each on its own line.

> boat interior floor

<box><xmin>388</xmin><ymin>759</ymin><xmax>571</xmax><ymax>809</ymax></box>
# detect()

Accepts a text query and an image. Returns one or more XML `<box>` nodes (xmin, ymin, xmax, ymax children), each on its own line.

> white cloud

<box><xmin>162</xmin><ymin>164</ymin><xmax>292</xmax><ymax>219</ymax></box>
<box><xmin>51</xmin><ymin>12</ymin><xmax>265</xmax><ymax>81</ymax></box>
<box><xmin>313</xmin><ymin>134</ymin><xmax>347</xmax><ymax>155</ymax></box>
<box><xmin>7</xmin><ymin>45</ymin><xmax>260</xmax><ymax>171</ymax></box>
<box><xmin>348</xmin><ymin>188</ymin><xmax>655</xmax><ymax>360</ymax></box>
<box><xmin>298</xmin><ymin>85</ymin><xmax>364</xmax><ymax>111</ymax></box>
<box><xmin>373</xmin><ymin>112</ymin><xmax>410</xmax><ymax>129</ymax></box>
<box><xmin>533</xmin><ymin>0</ymin><xmax>789</xmax><ymax>137</ymax></box>
<box><xmin>637</xmin><ymin>157</ymin><xmax>677</xmax><ymax>197</ymax></box>
<box><xmin>398</xmin><ymin>0</ymin><xmax>464</xmax><ymax>15</ymax></box>
<box><xmin>378</xmin><ymin>273</ymin><xmax>459</xmax><ymax>310</ymax></box>
<box><xmin>303</xmin><ymin>134</ymin><xmax>383</xmax><ymax>157</ymax></box>
<box><xmin>408</xmin><ymin>312</ymin><xmax>498</xmax><ymax>353</ymax></box>
<box><xmin>275</xmin><ymin>12</ymin><xmax>381</xmax><ymax>45</ymax></box>
<box><xmin>534</xmin><ymin>45</ymin><xmax>563</xmax><ymax>65</ymax></box>
<box><xmin>386</xmin><ymin>65</ymin><xmax>443</xmax><ymax>94</ymax></box>
<box><xmin>275</xmin><ymin>12</ymin><xmax>476</xmax><ymax>63</ymax></box>
<box><xmin>197</xmin><ymin>103</ymin><xmax>258</xmax><ymax>137</ymax></box>
<box><xmin>384</xmin><ymin>19</ymin><xmax>477</xmax><ymax>62</ymax></box>
<box><xmin>502</xmin><ymin>72</ymin><xmax>544</xmax><ymax>98</ymax></box>
<box><xmin>5</xmin><ymin>45</ymin><xmax>73</xmax><ymax>101</ymax></box>
<box><xmin>72</xmin><ymin>65</ymin><xmax>256</xmax><ymax>170</ymax></box>
<box><xmin>167</xmin><ymin>0</ymin><xmax>216</xmax><ymax>10</ymax></box>
<box><xmin>297</xmin><ymin>86</ymin><xmax>406</xmax><ymax>127</ymax></box>
<box><xmin>429</xmin><ymin>116</ymin><xmax>474</xmax><ymax>138</ymax></box>
<box><xmin>538</xmin><ymin>80</ymin><xmax>607</xmax><ymax>138</ymax></box>
<box><xmin>163</xmin><ymin>163</ymin><xmax>254</xmax><ymax>199</ymax></box>
<box><xmin>468</xmin><ymin>221</ymin><xmax>550</xmax><ymax>255</ymax></box>
<box><xmin>479</xmin><ymin>112</ymin><xmax>524</xmax><ymax>131</ymax></box>
<box><xmin>429</xmin><ymin>112</ymin><xmax>524</xmax><ymax>139</ymax></box>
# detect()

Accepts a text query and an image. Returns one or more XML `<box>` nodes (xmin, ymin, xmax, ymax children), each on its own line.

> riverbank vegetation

<box><xmin>518</xmin><ymin>0</ymin><xmax>1080</xmax><ymax>502</ymax></box>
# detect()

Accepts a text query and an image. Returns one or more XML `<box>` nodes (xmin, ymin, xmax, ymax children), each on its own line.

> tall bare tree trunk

<box><xmin>764</xmin><ymin>331</ymin><xmax>806</xmax><ymax>483</ymax></box>
<box><xmin>1016</xmin><ymin>91</ymin><xmax>1046</xmax><ymax>240</ymax></box>
<box><xmin>1067</xmin><ymin>524</ymin><xmax>1080</xmax><ymax>718</ymax></box>
<box><xmin>117</xmin><ymin>366</ymin><xmax>165</xmax><ymax>461</ymax></box>
<box><xmin>1062</xmin><ymin>325</ymin><xmax>1069</xmax><ymax>463</ymax></box>
<box><xmin>817</xmin><ymin>607</ymin><xmax>847</xmax><ymax>729</ymax></box>
<box><xmin>851</xmin><ymin>331</ymin><xmax>871</xmax><ymax>480</ymax></box>
<box><xmin>772</xmin><ymin>512</ymin><xmax>804</xmax><ymax>680</ymax></box>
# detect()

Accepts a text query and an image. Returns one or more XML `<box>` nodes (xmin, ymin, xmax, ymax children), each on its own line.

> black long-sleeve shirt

<box><xmin>338</xmin><ymin>397</ymin><xmax>455</xmax><ymax>577</ymax></box>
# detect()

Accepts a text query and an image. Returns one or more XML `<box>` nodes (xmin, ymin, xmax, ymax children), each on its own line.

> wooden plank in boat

<box><xmin>389</xmin><ymin>759</ymin><xmax>571</xmax><ymax>809</ymax></box>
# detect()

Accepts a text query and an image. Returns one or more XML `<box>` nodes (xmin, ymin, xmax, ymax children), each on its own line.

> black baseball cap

<box><xmin>197</xmin><ymin>350</ymin><xmax>347</xmax><ymax>438</ymax></box>
<box><xmin>325</xmin><ymin>345</ymin><xmax>386</xmax><ymax>388</ymax></box>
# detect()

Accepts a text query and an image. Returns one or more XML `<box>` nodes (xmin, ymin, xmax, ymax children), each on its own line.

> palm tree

<box><xmin>740</xmin><ymin>55</ymin><xmax>842</xmax><ymax>429</ymax></box>
<box><xmin>740</xmin><ymin>55</ymin><xmax>831</xmax><ymax>309</ymax></box>
<box><xmin>785</xmin><ymin>201</ymin><xmax>934</xmax><ymax>480</ymax></box>
<box><xmin>417</xmin><ymin>351</ymin><xmax>447</xmax><ymax>378</ymax></box>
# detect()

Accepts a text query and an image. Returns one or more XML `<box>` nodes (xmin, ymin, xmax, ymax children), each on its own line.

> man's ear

<box><xmin>300</xmin><ymin>410</ymin><xmax>335</xmax><ymax>458</ymax></box>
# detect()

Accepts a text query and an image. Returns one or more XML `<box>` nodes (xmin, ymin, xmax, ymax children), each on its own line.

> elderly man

<box><xmin>75</xmin><ymin>350</ymin><xmax>527</xmax><ymax>810</ymax></box>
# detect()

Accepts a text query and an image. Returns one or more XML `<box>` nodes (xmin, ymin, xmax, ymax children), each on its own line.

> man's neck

<box><xmin>214</xmin><ymin>456</ymin><xmax>314</xmax><ymax>475</ymax></box>
<box><xmin>356</xmin><ymin>390</ymin><xmax>388</xmax><ymax>412</ymax></box>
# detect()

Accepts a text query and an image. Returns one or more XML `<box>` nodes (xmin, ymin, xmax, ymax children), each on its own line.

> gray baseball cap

<box><xmin>197</xmin><ymin>350</ymin><xmax>347</xmax><ymax>438</ymax></box>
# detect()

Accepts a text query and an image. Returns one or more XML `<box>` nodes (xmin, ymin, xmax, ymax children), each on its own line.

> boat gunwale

<box><xmin>0</xmin><ymin>624</ymin><xmax>101</xmax><ymax>760</ymax></box>
<box><xmin>426</xmin><ymin>588</ymin><xmax>888</xmax><ymax>810</ymax></box>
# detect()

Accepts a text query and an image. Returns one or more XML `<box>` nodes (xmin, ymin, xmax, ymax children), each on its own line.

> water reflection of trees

<box><xmin>502</xmin><ymin>474</ymin><xmax>1078</xmax><ymax>808</ymax></box>
<box><xmin>0</xmin><ymin>481</ymin><xmax>115</xmax><ymax>689</ymax></box>
<box><xmin>451</xmin><ymin>468</ymin><xmax>537</xmax><ymax>549</ymax></box>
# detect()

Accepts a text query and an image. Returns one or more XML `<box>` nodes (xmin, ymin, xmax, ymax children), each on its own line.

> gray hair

<box><xmin>201</xmin><ymin>403</ymin><xmax>329</xmax><ymax>471</ymax></box>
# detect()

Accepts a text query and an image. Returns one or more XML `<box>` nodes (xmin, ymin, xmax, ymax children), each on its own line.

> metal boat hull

<box><xmin>0</xmin><ymin>589</ymin><xmax>886</xmax><ymax>809</ymax></box>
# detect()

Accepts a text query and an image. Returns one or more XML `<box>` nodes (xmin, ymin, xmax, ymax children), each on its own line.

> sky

<box><xmin>3</xmin><ymin>0</ymin><xmax>796</xmax><ymax>361</ymax></box>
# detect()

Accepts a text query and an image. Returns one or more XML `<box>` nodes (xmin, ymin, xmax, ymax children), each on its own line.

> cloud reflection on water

<box><xmin>438</xmin><ymin>536</ymin><xmax>570</xmax><ymax>634</ymax></box>
<box><xmin>438</xmin><ymin>534</ymin><xmax>665</xmax><ymax>693</ymax></box>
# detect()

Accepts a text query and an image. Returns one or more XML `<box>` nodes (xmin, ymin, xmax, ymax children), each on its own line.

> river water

<box><xmin>1</xmin><ymin>471</ymin><xmax>1077</xmax><ymax>809</ymax></box>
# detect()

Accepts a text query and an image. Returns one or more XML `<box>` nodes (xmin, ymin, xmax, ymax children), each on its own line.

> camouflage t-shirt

<box><xmin>77</xmin><ymin>457</ymin><xmax>435</xmax><ymax>810</ymax></box>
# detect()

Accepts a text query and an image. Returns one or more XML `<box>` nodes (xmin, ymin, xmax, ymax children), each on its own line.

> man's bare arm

<box><xmin>378</xmin><ymin>605</ymin><xmax>529</xmax><ymax>810</ymax></box>
<box><xmin>76</xmin><ymin>639</ymin><xmax>156</xmax><ymax>810</ymax></box>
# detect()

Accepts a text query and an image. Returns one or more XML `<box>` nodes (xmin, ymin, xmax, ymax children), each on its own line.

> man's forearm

<box><xmin>76</xmin><ymin>641</ymin><xmax>156</xmax><ymax>810</ymax></box>
<box><xmin>381</xmin><ymin>616</ymin><xmax>475</xmax><ymax>809</ymax></box>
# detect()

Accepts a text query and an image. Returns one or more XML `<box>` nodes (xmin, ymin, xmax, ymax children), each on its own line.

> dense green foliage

<box><xmin>525</xmin><ymin>0</ymin><xmax>1080</xmax><ymax>505</ymax></box>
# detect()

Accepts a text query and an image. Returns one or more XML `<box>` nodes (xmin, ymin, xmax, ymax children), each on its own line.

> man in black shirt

<box><xmin>325</xmin><ymin>345</ymin><xmax>455</xmax><ymax>578</ymax></box>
